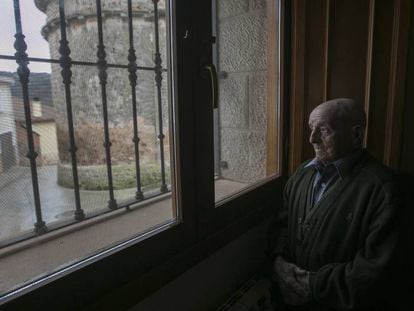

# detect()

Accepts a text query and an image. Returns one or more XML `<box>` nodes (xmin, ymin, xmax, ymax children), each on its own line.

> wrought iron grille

<box><xmin>0</xmin><ymin>0</ymin><xmax>171</xmax><ymax>247</ymax></box>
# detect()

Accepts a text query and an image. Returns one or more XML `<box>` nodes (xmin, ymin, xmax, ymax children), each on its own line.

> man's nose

<box><xmin>309</xmin><ymin>129</ymin><xmax>319</xmax><ymax>143</ymax></box>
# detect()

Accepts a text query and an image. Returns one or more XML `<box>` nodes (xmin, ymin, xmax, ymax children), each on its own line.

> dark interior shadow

<box><xmin>392</xmin><ymin>173</ymin><xmax>414</xmax><ymax>311</ymax></box>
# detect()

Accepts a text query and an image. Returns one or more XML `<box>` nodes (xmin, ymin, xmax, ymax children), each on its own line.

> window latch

<box><xmin>204</xmin><ymin>64</ymin><xmax>218</xmax><ymax>109</ymax></box>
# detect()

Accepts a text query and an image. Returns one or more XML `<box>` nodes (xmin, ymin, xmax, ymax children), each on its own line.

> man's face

<box><xmin>308</xmin><ymin>105</ymin><xmax>353</xmax><ymax>164</ymax></box>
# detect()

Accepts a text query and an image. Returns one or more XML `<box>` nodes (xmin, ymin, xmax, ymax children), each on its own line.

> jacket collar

<box><xmin>304</xmin><ymin>149</ymin><xmax>364</xmax><ymax>179</ymax></box>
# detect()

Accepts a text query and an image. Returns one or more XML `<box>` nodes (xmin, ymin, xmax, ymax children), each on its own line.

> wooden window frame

<box><xmin>1</xmin><ymin>0</ymin><xmax>291</xmax><ymax>309</ymax></box>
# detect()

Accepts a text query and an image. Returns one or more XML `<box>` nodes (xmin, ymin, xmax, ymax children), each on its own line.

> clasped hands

<box><xmin>273</xmin><ymin>256</ymin><xmax>311</xmax><ymax>305</ymax></box>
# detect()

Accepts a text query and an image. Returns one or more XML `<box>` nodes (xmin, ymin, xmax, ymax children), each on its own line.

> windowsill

<box><xmin>0</xmin><ymin>178</ymin><xmax>248</xmax><ymax>300</ymax></box>
<box><xmin>0</xmin><ymin>193</ymin><xmax>174</xmax><ymax>297</ymax></box>
<box><xmin>214</xmin><ymin>178</ymin><xmax>249</xmax><ymax>202</ymax></box>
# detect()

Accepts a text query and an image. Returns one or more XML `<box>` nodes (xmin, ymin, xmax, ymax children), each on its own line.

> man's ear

<box><xmin>352</xmin><ymin>125</ymin><xmax>364</xmax><ymax>146</ymax></box>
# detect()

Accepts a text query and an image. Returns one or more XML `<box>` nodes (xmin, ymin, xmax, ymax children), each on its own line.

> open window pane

<box><xmin>214</xmin><ymin>0</ymin><xmax>280</xmax><ymax>203</ymax></box>
<box><xmin>0</xmin><ymin>0</ymin><xmax>178</xmax><ymax>298</ymax></box>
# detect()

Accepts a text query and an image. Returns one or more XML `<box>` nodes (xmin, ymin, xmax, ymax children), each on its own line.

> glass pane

<box><xmin>0</xmin><ymin>1</ymin><xmax>52</xmax><ymax>72</ymax></box>
<box><xmin>0</xmin><ymin>2</ymin><xmax>17</xmax><ymax>63</ymax></box>
<box><xmin>214</xmin><ymin>0</ymin><xmax>280</xmax><ymax>203</ymax></box>
<box><xmin>0</xmin><ymin>0</ymin><xmax>177</xmax><ymax>298</ymax></box>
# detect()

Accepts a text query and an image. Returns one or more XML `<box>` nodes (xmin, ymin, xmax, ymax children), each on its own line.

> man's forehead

<box><xmin>309</xmin><ymin>98</ymin><xmax>358</xmax><ymax>123</ymax></box>
<box><xmin>309</xmin><ymin>105</ymin><xmax>335</xmax><ymax>123</ymax></box>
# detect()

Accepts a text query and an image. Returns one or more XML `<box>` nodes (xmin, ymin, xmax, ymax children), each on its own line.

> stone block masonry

<box><xmin>217</xmin><ymin>0</ymin><xmax>268</xmax><ymax>183</ymax></box>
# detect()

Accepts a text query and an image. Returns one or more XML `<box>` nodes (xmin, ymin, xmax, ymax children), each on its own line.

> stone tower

<box><xmin>34</xmin><ymin>0</ymin><xmax>168</xmax><ymax>190</ymax></box>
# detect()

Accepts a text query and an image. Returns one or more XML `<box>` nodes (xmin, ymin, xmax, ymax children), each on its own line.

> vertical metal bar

<box><xmin>58</xmin><ymin>0</ymin><xmax>85</xmax><ymax>220</ymax></box>
<box><xmin>12</xmin><ymin>0</ymin><xmax>46</xmax><ymax>233</ymax></box>
<box><xmin>152</xmin><ymin>0</ymin><xmax>168</xmax><ymax>193</ymax></box>
<box><xmin>96</xmin><ymin>0</ymin><xmax>117</xmax><ymax>209</ymax></box>
<box><xmin>127</xmin><ymin>0</ymin><xmax>144</xmax><ymax>200</ymax></box>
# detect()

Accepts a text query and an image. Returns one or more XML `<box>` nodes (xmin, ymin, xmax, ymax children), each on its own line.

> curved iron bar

<box><xmin>96</xmin><ymin>0</ymin><xmax>117</xmax><ymax>209</ymax></box>
<box><xmin>58</xmin><ymin>0</ymin><xmax>85</xmax><ymax>220</ymax></box>
<box><xmin>127</xmin><ymin>0</ymin><xmax>144</xmax><ymax>200</ymax></box>
<box><xmin>12</xmin><ymin>0</ymin><xmax>46</xmax><ymax>233</ymax></box>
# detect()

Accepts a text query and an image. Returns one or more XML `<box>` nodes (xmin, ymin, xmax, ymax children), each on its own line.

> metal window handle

<box><xmin>204</xmin><ymin>64</ymin><xmax>219</xmax><ymax>109</ymax></box>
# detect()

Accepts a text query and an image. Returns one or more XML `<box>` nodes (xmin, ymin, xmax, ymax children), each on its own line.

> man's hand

<box><xmin>273</xmin><ymin>256</ymin><xmax>311</xmax><ymax>305</ymax></box>
<box><xmin>294</xmin><ymin>266</ymin><xmax>310</xmax><ymax>288</ymax></box>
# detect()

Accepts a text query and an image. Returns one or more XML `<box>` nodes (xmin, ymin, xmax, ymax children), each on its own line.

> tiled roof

<box><xmin>0</xmin><ymin>71</ymin><xmax>53</xmax><ymax>107</ymax></box>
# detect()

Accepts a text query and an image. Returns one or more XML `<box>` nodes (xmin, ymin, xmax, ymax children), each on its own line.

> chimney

<box><xmin>32</xmin><ymin>97</ymin><xmax>42</xmax><ymax>117</ymax></box>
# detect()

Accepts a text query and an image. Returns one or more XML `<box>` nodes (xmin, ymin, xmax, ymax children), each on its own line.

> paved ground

<box><xmin>0</xmin><ymin>165</ymin><xmax>141</xmax><ymax>241</ymax></box>
<box><xmin>0</xmin><ymin>165</ymin><xmax>248</xmax><ymax>243</ymax></box>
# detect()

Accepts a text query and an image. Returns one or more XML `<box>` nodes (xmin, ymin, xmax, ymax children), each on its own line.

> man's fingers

<box><xmin>294</xmin><ymin>266</ymin><xmax>308</xmax><ymax>275</ymax></box>
<box><xmin>280</xmin><ymin>284</ymin><xmax>309</xmax><ymax>306</ymax></box>
<box><xmin>291</xmin><ymin>282</ymin><xmax>309</xmax><ymax>298</ymax></box>
<box><xmin>274</xmin><ymin>259</ymin><xmax>311</xmax><ymax>305</ymax></box>
<box><xmin>293</xmin><ymin>266</ymin><xmax>310</xmax><ymax>287</ymax></box>
<box><xmin>274</xmin><ymin>260</ymin><xmax>311</xmax><ymax>300</ymax></box>
<box><xmin>276</xmin><ymin>267</ymin><xmax>309</xmax><ymax>297</ymax></box>
<box><xmin>283</xmin><ymin>276</ymin><xmax>309</xmax><ymax>298</ymax></box>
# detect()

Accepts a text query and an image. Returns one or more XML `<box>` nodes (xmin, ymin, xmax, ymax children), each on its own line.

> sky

<box><xmin>0</xmin><ymin>0</ymin><xmax>51</xmax><ymax>73</ymax></box>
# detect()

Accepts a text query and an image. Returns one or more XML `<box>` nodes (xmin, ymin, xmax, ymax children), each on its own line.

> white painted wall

<box><xmin>0</xmin><ymin>77</ymin><xmax>17</xmax><ymax>159</ymax></box>
<box><xmin>32</xmin><ymin>121</ymin><xmax>58</xmax><ymax>164</ymax></box>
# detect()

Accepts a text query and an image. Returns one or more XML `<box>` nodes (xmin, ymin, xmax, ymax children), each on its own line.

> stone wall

<box><xmin>217</xmin><ymin>0</ymin><xmax>268</xmax><ymax>183</ymax></box>
<box><xmin>45</xmin><ymin>15</ymin><xmax>161</xmax><ymax>128</ymax></box>
<box><xmin>56</xmin><ymin>116</ymin><xmax>170</xmax><ymax>165</ymax></box>
<box><xmin>35</xmin><ymin>0</ymin><xmax>169</xmax><ymax>189</ymax></box>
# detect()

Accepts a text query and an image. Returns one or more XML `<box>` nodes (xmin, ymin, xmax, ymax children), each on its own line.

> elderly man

<box><xmin>268</xmin><ymin>98</ymin><xmax>400</xmax><ymax>310</ymax></box>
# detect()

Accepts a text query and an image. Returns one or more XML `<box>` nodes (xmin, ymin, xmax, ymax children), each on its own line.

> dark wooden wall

<box><xmin>289</xmin><ymin>0</ymin><xmax>413</xmax><ymax>174</ymax></box>
<box><xmin>400</xmin><ymin>2</ymin><xmax>414</xmax><ymax>174</ymax></box>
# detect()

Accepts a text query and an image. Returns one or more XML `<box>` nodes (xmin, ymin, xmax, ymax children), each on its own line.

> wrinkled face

<box><xmin>308</xmin><ymin>106</ymin><xmax>354</xmax><ymax>164</ymax></box>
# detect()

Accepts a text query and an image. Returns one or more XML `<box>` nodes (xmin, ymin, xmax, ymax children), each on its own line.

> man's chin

<box><xmin>314</xmin><ymin>152</ymin><xmax>331</xmax><ymax>164</ymax></box>
<box><xmin>314</xmin><ymin>151</ymin><xmax>324</xmax><ymax>159</ymax></box>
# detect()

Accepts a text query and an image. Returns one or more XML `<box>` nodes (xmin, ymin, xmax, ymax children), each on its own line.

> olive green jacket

<box><xmin>269</xmin><ymin>151</ymin><xmax>401</xmax><ymax>311</ymax></box>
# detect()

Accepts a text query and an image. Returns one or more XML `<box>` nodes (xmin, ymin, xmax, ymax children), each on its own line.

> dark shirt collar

<box><xmin>305</xmin><ymin>149</ymin><xmax>363</xmax><ymax>179</ymax></box>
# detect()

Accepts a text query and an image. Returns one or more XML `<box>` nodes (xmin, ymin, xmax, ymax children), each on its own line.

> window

<box><xmin>213</xmin><ymin>0</ymin><xmax>281</xmax><ymax>204</ymax></box>
<box><xmin>0</xmin><ymin>0</ymin><xmax>180</xmax><ymax>298</ymax></box>
<box><xmin>0</xmin><ymin>0</ymin><xmax>286</xmax><ymax>307</ymax></box>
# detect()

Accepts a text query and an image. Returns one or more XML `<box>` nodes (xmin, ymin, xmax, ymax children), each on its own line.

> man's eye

<box><xmin>320</xmin><ymin>127</ymin><xmax>329</xmax><ymax>133</ymax></box>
